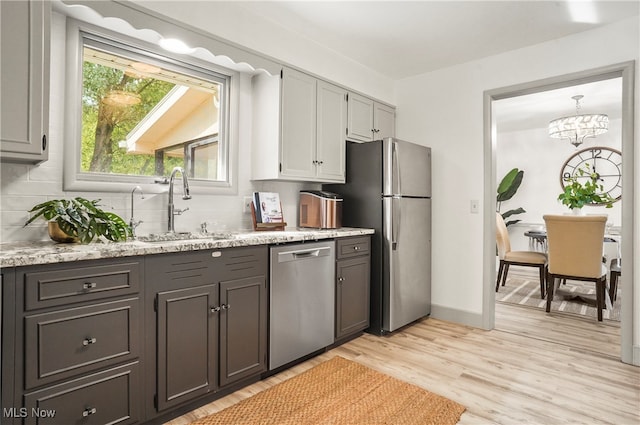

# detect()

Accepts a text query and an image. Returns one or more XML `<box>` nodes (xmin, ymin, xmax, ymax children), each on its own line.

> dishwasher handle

<box><xmin>277</xmin><ymin>246</ymin><xmax>332</xmax><ymax>263</ymax></box>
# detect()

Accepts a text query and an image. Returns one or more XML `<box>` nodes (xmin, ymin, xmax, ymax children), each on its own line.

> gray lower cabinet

<box><xmin>3</xmin><ymin>257</ymin><xmax>142</xmax><ymax>425</ymax></box>
<box><xmin>146</xmin><ymin>246</ymin><xmax>267</xmax><ymax>418</ymax></box>
<box><xmin>22</xmin><ymin>362</ymin><xmax>140</xmax><ymax>425</ymax></box>
<box><xmin>156</xmin><ymin>284</ymin><xmax>218</xmax><ymax>411</ymax></box>
<box><xmin>335</xmin><ymin>236</ymin><xmax>371</xmax><ymax>340</ymax></box>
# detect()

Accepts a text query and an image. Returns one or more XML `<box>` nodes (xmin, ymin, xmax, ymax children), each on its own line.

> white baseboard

<box><xmin>430</xmin><ymin>304</ymin><xmax>485</xmax><ymax>329</ymax></box>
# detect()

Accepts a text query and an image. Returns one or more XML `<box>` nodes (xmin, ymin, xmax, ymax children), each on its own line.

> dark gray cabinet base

<box><xmin>335</xmin><ymin>236</ymin><xmax>371</xmax><ymax>340</ymax></box>
<box><xmin>2</xmin><ymin>238</ymin><xmax>368</xmax><ymax>425</ymax></box>
<box><xmin>145</xmin><ymin>246</ymin><xmax>268</xmax><ymax>421</ymax></box>
<box><xmin>23</xmin><ymin>362</ymin><xmax>140</xmax><ymax>425</ymax></box>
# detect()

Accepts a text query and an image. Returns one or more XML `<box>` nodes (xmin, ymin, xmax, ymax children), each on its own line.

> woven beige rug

<box><xmin>496</xmin><ymin>273</ymin><xmax>621</xmax><ymax>321</ymax></box>
<box><xmin>188</xmin><ymin>356</ymin><xmax>465</xmax><ymax>425</ymax></box>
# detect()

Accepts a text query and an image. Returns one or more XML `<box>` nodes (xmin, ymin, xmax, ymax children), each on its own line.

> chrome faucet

<box><xmin>167</xmin><ymin>167</ymin><xmax>192</xmax><ymax>232</ymax></box>
<box><xmin>129</xmin><ymin>185</ymin><xmax>144</xmax><ymax>238</ymax></box>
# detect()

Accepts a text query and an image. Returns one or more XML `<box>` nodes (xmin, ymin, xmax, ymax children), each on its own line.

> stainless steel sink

<box><xmin>136</xmin><ymin>232</ymin><xmax>229</xmax><ymax>243</ymax></box>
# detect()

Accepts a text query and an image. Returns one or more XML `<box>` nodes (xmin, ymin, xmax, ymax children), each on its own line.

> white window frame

<box><xmin>63</xmin><ymin>18</ymin><xmax>240</xmax><ymax>195</ymax></box>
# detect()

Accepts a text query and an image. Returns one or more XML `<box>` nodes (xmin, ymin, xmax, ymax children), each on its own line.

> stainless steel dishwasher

<box><xmin>269</xmin><ymin>240</ymin><xmax>335</xmax><ymax>370</ymax></box>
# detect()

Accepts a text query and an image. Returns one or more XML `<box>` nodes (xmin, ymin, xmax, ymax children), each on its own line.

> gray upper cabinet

<box><xmin>347</xmin><ymin>92</ymin><xmax>395</xmax><ymax>143</ymax></box>
<box><xmin>0</xmin><ymin>0</ymin><xmax>50</xmax><ymax>163</ymax></box>
<box><xmin>252</xmin><ymin>67</ymin><xmax>347</xmax><ymax>183</ymax></box>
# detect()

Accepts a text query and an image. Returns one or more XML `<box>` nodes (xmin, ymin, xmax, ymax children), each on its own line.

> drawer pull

<box><xmin>353</xmin><ymin>246</ymin><xmax>360</xmax><ymax>251</ymax></box>
<box><xmin>83</xmin><ymin>282</ymin><xmax>97</xmax><ymax>290</ymax></box>
<box><xmin>210</xmin><ymin>306</ymin><xmax>221</xmax><ymax>313</ymax></box>
<box><xmin>221</xmin><ymin>304</ymin><xmax>230</xmax><ymax>310</ymax></box>
<box><xmin>82</xmin><ymin>337</ymin><xmax>97</xmax><ymax>346</ymax></box>
<box><xmin>82</xmin><ymin>407</ymin><xmax>97</xmax><ymax>417</ymax></box>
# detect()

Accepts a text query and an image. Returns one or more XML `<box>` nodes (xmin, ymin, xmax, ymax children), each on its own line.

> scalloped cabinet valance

<box><xmin>56</xmin><ymin>0</ymin><xmax>281</xmax><ymax>76</ymax></box>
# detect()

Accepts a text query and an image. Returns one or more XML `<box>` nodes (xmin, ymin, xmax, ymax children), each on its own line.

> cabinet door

<box><xmin>219</xmin><ymin>276</ymin><xmax>267</xmax><ymax>387</ymax></box>
<box><xmin>280</xmin><ymin>68</ymin><xmax>316</xmax><ymax>179</ymax></box>
<box><xmin>336</xmin><ymin>256</ymin><xmax>370</xmax><ymax>340</ymax></box>
<box><xmin>316</xmin><ymin>81</ymin><xmax>347</xmax><ymax>182</ymax></box>
<box><xmin>156</xmin><ymin>285</ymin><xmax>218</xmax><ymax>411</ymax></box>
<box><xmin>347</xmin><ymin>92</ymin><xmax>374</xmax><ymax>142</ymax></box>
<box><xmin>374</xmin><ymin>102</ymin><xmax>396</xmax><ymax>139</ymax></box>
<box><xmin>0</xmin><ymin>0</ymin><xmax>49</xmax><ymax>162</ymax></box>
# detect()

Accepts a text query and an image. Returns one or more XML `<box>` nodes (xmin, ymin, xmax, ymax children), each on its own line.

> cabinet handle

<box><xmin>82</xmin><ymin>337</ymin><xmax>97</xmax><ymax>346</ymax></box>
<box><xmin>83</xmin><ymin>282</ymin><xmax>97</xmax><ymax>290</ymax></box>
<box><xmin>82</xmin><ymin>407</ymin><xmax>97</xmax><ymax>417</ymax></box>
<box><xmin>210</xmin><ymin>306</ymin><xmax>221</xmax><ymax>313</ymax></box>
<box><xmin>42</xmin><ymin>134</ymin><xmax>47</xmax><ymax>151</ymax></box>
<box><xmin>318</xmin><ymin>160</ymin><xmax>323</xmax><ymax>165</ymax></box>
<box><xmin>353</xmin><ymin>246</ymin><xmax>360</xmax><ymax>251</ymax></box>
<box><xmin>221</xmin><ymin>304</ymin><xmax>230</xmax><ymax>310</ymax></box>
<box><xmin>338</xmin><ymin>277</ymin><xmax>345</xmax><ymax>284</ymax></box>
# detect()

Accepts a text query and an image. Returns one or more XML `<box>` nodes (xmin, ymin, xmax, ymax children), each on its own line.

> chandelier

<box><xmin>548</xmin><ymin>95</ymin><xmax>608</xmax><ymax>148</ymax></box>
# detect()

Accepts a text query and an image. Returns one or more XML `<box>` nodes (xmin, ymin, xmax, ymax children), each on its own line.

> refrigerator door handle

<box><xmin>391</xmin><ymin>196</ymin><xmax>400</xmax><ymax>250</ymax></box>
<box><xmin>392</xmin><ymin>140</ymin><xmax>402</xmax><ymax>195</ymax></box>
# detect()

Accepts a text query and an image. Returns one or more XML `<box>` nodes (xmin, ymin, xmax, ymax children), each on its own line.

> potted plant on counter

<box><xmin>557</xmin><ymin>163</ymin><xmax>614</xmax><ymax>213</ymax></box>
<box><xmin>24</xmin><ymin>197</ymin><xmax>131</xmax><ymax>243</ymax></box>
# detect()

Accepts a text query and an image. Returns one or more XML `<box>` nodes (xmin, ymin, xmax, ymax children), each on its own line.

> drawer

<box><xmin>24</xmin><ymin>260</ymin><xmax>140</xmax><ymax>311</ymax></box>
<box><xmin>23</xmin><ymin>362</ymin><xmax>140</xmax><ymax>425</ymax></box>
<box><xmin>24</xmin><ymin>298</ymin><xmax>139</xmax><ymax>389</ymax></box>
<box><xmin>336</xmin><ymin>236</ymin><xmax>370</xmax><ymax>259</ymax></box>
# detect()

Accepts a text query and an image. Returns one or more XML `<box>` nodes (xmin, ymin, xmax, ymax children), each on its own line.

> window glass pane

<box><xmin>80</xmin><ymin>37</ymin><xmax>226</xmax><ymax>181</ymax></box>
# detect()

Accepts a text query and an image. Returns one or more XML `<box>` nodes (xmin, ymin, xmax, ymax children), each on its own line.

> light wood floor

<box><xmin>167</xmin><ymin>303</ymin><xmax>639</xmax><ymax>425</ymax></box>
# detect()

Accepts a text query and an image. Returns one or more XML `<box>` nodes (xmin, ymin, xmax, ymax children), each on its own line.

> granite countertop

<box><xmin>0</xmin><ymin>227</ymin><xmax>375</xmax><ymax>268</ymax></box>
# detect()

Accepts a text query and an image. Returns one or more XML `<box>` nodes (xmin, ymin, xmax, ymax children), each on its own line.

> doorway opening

<box><xmin>482</xmin><ymin>62</ymin><xmax>635</xmax><ymax>364</ymax></box>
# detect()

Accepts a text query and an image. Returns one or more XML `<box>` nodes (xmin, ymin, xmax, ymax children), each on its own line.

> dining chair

<box><xmin>609</xmin><ymin>258</ymin><xmax>621</xmax><ymax>302</ymax></box>
<box><xmin>495</xmin><ymin>213</ymin><xmax>547</xmax><ymax>298</ymax></box>
<box><xmin>543</xmin><ymin>214</ymin><xmax>608</xmax><ymax>321</ymax></box>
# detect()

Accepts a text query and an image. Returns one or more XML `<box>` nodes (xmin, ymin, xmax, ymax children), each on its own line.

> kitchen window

<box><xmin>64</xmin><ymin>19</ymin><xmax>236</xmax><ymax>193</ymax></box>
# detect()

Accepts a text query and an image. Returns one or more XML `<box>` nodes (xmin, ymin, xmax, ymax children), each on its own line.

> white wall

<box><xmin>394</xmin><ymin>17</ymin><xmax>639</xmax><ymax>325</ymax></box>
<box><xmin>497</xmin><ymin>119</ymin><xmax>622</xmax><ymax>227</ymax></box>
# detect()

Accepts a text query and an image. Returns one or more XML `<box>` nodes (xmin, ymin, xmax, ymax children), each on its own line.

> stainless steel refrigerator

<box><xmin>324</xmin><ymin>137</ymin><xmax>431</xmax><ymax>334</ymax></box>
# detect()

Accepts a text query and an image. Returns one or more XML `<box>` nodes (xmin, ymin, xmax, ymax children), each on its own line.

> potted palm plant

<box><xmin>25</xmin><ymin>197</ymin><xmax>131</xmax><ymax>243</ymax></box>
<box><xmin>557</xmin><ymin>164</ymin><xmax>614</xmax><ymax>212</ymax></box>
<box><xmin>497</xmin><ymin>168</ymin><xmax>526</xmax><ymax>226</ymax></box>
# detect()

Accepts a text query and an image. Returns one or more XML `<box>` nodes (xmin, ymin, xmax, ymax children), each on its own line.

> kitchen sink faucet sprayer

<box><xmin>129</xmin><ymin>185</ymin><xmax>144</xmax><ymax>238</ymax></box>
<box><xmin>168</xmin><ymin>166</ymin><xmax>192</xmax><ymax>232</ymax></box>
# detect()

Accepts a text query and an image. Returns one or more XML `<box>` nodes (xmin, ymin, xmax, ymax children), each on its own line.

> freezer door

<box><xmin>383</xmin><ymin>197</ymin><xmax>431</xmax><ymax>332</ymax></box>
<box><xmin>383</xmin><ymin>138</ymin><xmax>431</xmax><ymax>197</ymax></box>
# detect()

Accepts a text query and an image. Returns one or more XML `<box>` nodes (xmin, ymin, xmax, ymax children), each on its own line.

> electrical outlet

<box><xmin>243</xmin><ymin>196</ymin><xmax>253</xmax><ymax>213</ymax></box>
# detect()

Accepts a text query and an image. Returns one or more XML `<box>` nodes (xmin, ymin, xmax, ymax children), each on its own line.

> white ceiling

<box><xmin>234</xmin><ymin>1</ymin><xmax>636</xmax><ymax>131</ymax></box>
<box><xmin>236</xmin><ymin>1</ymin><xmax>639</xmax><ymax>80</ymax></box>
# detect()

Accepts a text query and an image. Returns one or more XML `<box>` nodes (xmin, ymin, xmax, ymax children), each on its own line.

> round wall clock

<box><xmin>560</xmin><ymin>146</ymin><xmax>622</xmax><ymax>204</ymax></box>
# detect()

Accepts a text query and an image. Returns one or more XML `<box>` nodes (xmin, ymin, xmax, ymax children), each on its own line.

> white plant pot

<box><xmin>570</xmin><ymin>207</ymin><xmax>585</xmax><ymax>216</ymax></box>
